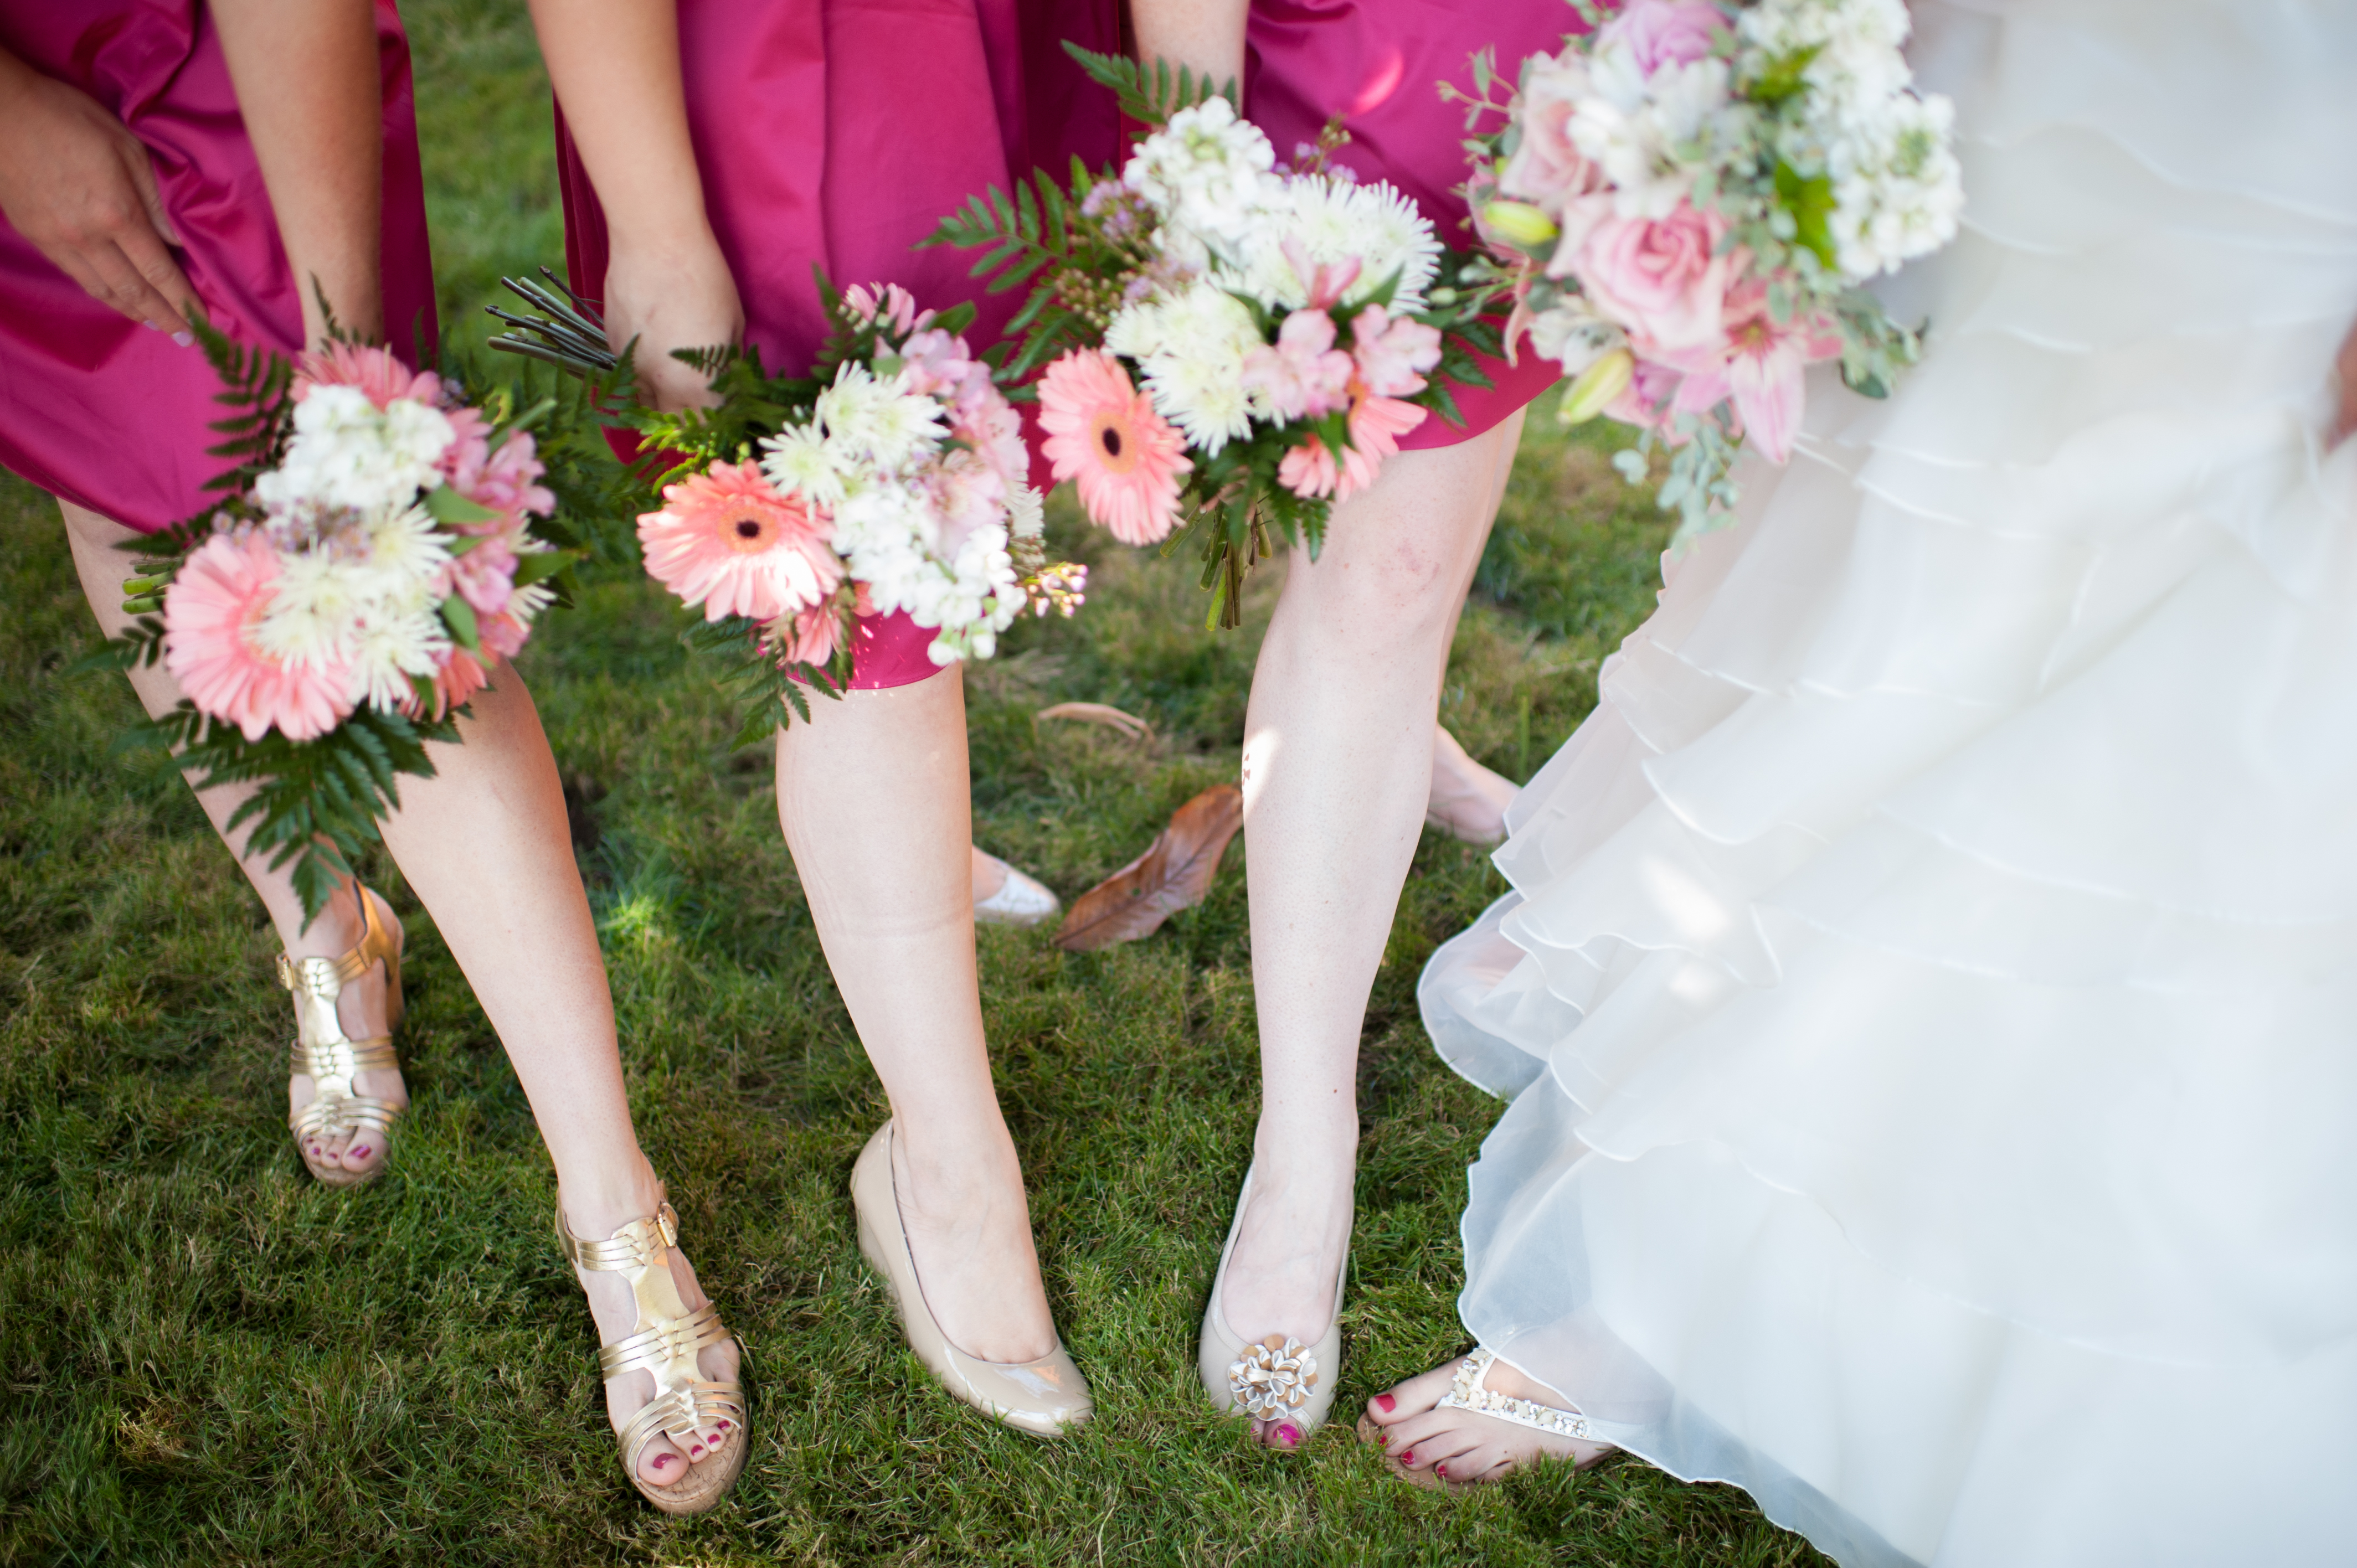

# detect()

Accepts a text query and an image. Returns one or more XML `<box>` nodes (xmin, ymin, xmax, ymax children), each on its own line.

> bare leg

<box><xmin>1427</xmin><ymin>412</ymin><xmax>1527</xmax><ymax>840</ymax></box>
<box><xmin>774</xmin><ymin>668</ymin><xmax>1056</xmax><ymax>1363</ymax></box>
<box><xmin>1223</xmin><ymin>413</ymin><xmax>1525</xmax><ymax>1445</ymax></box>
<box><xmin>62</xmin><ymin>498</ymin><xmax>730</xmax><ymax>1491</ymax></box>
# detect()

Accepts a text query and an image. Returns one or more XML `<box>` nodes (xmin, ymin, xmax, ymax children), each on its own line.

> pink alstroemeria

<box><xmin>1278</xmin><ymin>395</ymin><xmax>1428</xmax><ymax>503</ymax></box>
<box><xmin>1350</xmin><ymin>306</ymin><xmax>1442</xmax><ymax>398</ymax></box>
<box><xmin>843</xmin><ymin>282</ymin><xmax>925</xmax><ymax>337</ymax></box>
<box><xmin>1281</xmin><ymin>236</ymin><xmax>1363</xmax><ymax>311</ymax></box>
<box><xmin>898</xmin><ymin>328</ymin><xmax>974</xmax><ymax>398</ymax></box>
<box><xmin>1242</xmin><ymin>308</ymin><xmax>1356</xmax><ymax>420</ymax></box>
<box><xmin>1716</xmin><ymin>283</ymin><xmax>1843</xmax><ymax>464</ymax></box>
<box><xmin>777</xmin><ymin>602</ymin><xmax>839</xmax><ymax>667</ymax></box>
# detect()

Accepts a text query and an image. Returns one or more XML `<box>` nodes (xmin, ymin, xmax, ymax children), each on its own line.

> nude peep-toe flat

<box><xmin>555</xmin><ymin>1194</ymin><xmax>748</xmax><ymax>1514</ymax></box>
<box><xmin>1198</xmin><ymin>1164</ymin><xmax>1350</xmax><ymax>1441</ymax></box>
<box><xmin>1355</xmin><ymin>1347</ymin><xmax>1617</xmax><ymax>1491</ymax></box>
<box><xmin>280</xmin><ymin>884</ymin><xmax>406</xmax><ymax>1187</ymax></box>
<box><xmin>851</xmin><ymin>1121</ymin><xmax>1092</xmax><ymax>1437</ymax></box>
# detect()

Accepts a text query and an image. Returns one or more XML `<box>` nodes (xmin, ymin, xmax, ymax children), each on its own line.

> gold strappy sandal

<box><xmin>555</xmin><ymin>1195</ymin><xmax>748</xmax><ymax>1514</ymax></box>
<box><xmin>280</xmin><ymin>885</ymin><xmax>406</xmax><ymax>1187</ymax></box>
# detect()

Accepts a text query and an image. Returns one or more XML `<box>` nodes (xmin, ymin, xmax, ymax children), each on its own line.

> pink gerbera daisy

<box><xmin>163</xmin><ymin>532</ymin><xmax>350</xmax><ymax>742</ymax></box>
<box><xmin>638</xmin><ymin>460</ymin><xmax>843</xmax><ymax>623</ymax></box>
<box><xmin>1038</xmin><ymin>350</ymin><xmax>1191</xmax><ymax>545</ymax></box>
<box><xmin>295</xmin><ymin>339</ymin><xmax>440</xmax><ymax>410</ymax></box>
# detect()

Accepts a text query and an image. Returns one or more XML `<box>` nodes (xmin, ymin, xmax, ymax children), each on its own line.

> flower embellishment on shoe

<box><xmin>1229</xmin><ymin>1334</ymin><xmax>1320</xmax><ymax>1423</ymax></box>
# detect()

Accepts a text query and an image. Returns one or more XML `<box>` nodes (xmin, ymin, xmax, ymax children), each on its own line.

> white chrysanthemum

<box><xmin>253</xmin><ymin>549</ymin><xmax>367</xmax><ymax>671</ymax></box>
<box><xmin>353</xmin><ymin>501</ymin><xmax>450</xmax><ymax>610</ymax></box>
<box><xmin>256</xmin><ymin>385</ymin><xmax>456</xmax><ymax>516</ymax></box>
<box><xmin>1123</xmin><ymin>96</ymin><xmax>1284</xmax><ymax>266</ymax></box>
<box><xmin>1571</xmin><ymin>59</ymin><xmax>1730</xmax><ymax>219</ymax></box>
<box><xmin>1228</xmin><ymin>176</ymin><xmax>1442</xmax><ymax>313</ymax></box>
<box><xmin>1827</xmin><ymin>92</ymin><xmax>1962</xmax><ymax>277</ymax></box>
<box><xmin>760</xmin><ymin>421</ymin><xmax>850</xmax><ymax>507</ymax></box>
<box><xmin>344</xmin><ymin>606</ymin><xmax>449</xmax><ymax>712</ymax></box>
<box><xmin>1108</xmin><ymin>278</ymin><xmax>1261</xmax><ymax>453</ymax></box>
<box><xmin>509</xmin><ymin>579</ymin><xmax>556</xmax><ymax>626</ymax></box>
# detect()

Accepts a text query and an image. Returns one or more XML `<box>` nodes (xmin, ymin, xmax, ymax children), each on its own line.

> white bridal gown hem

<box><xmin>1419</xmin><ymin>2</ymin><xmax>2357</xmax><ymax>1563</ymax></box>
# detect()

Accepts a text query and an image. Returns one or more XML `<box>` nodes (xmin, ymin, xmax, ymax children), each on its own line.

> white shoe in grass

<box><xmin>974</xmin><ymin>854</ymin><xmax>1061</xmax><ymax>927</ymax></box>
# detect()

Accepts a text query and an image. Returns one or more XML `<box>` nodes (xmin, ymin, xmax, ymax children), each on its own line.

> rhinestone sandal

<box><xmin>555</xmin><ymin>1194</ymin><xmax>748</xmax><ymax>1514</ymax></box>
<box><xmin>1355</xmin><ymin>1348</ymin><xmax>1617</xmax><ymax>1490</ymax></box>
<box><xmin>280</xmin><ymin>884</ymin><xmax>406</xmax><ymax>1187</ymax></box>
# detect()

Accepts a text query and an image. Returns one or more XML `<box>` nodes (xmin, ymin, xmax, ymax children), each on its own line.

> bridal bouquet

<box><xmin>1466</xmin><ymin>0</ymin><xmax>1962</xmax><ymax>538</ymax></box>
<box><xmin>490</xmin><ymin>273</ymin><xmax>1083</xmax><ymax>744</ymax></box>
<box><xmin>100</xmin><ymin>327</ymin><xmax>577</xmax><ymax>921</ymax></box>
<box><xmin>934</xmin><ymin>49</ymin><xmax>1511</xmax><ymax>627</ymax></box>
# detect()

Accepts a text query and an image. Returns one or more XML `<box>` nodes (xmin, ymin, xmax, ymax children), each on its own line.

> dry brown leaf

<box><xmin>1053</xmin><ymin>784</ymin><xmax>1243</xmax><ymax>952</ymax></box>
<box><xmin>1036</xmin><ymin>701</ymin><xmax>1153</xmax><ymax>741</ymax></box>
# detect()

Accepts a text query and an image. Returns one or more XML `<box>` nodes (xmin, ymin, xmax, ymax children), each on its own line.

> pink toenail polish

<box><xmin>1277</xmin><ymin>1424</ymin><xmax>1300</xmax><ymax>1447</ymax></box>
<box><xmin>1437</xmin><ymin>1463</ymin><xmax>1449</xmax><ymax>1478</ymax></box>
<box><xmin>1376</xmin><ymin>1393</ymin><xmax>1396</xmax><ymax>1412</ymax></box>
<box><xmin>717</xmin><ymin>1421</ymin><xmax>731</xmax><ymax>1431</ymax></box>
<box><xmin>652</xmin><ymin>1454</ymin><xmax>672</xmax><ymax>1469</ymax></box>
<box><xmin>352</xmin><ymin>1145</ymin><xmax>370</xmax><ymax>1159</ymax></box>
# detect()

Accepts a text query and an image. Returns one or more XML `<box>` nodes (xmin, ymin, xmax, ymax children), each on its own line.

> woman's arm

<box><xmin>1129</xmin><ymin>0</ymin><xmax>1249</xmax><ymax>94</ymax></box>
<box><xmin>211</xmin><ymin>0</ymin><xmax>384</xmax><ymax>345</ymax></box>
<box><xmin>0</xmin><ymin>47</ymin><xmax>201</xmax><ymax>338</ymax></box>
<box><xmin>2333</xmin><ymin>319</ymin><xmax>2357</xmax><ymax>448</ymax></box>
<box><xmin>523</xmin><ymin>0</ymin><xmax>741</xmax><ymax>409</ymax></box>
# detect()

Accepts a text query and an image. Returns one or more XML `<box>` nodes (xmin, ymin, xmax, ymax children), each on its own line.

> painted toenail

<box><xmin>1437</xmin><ymin>1462</ymin><xmax>1448</xmax><ymax>1478</ymax></box>
<box><xmin>717</xmin><ymin>1421</ymin><xmax>731</xmax><ymax>1431</ymax></box>
<box><xmin>352</xmin><ymin>1145</ymin><xmax>370</xmax><ymax>1158</ymax></box>
<box><xmin>1400</xmin><ymin>1450</ymin><xmax>1414</xmax><ymax>1463</ymax></box>
<box><xmin>1376</xmin><ymin>1393</ymin><xmax>1396</xmax><ymax>1412</ymax></box>
<box><xmin>1277</xmin><ymin>1424</ymin><xmax>1300</xmax><ymax>1447</ymax></box>
<box><xmin>652</xmin><ymin>1454</ymin><xmax>672</xmax><ymax>1469</ymax></box>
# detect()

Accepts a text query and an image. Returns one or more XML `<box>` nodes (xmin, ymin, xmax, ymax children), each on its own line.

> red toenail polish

<box><xmin>352</xmin><ymin>1146</ymin><xmax>370</xmax><ymax>1159</ymax></box>
<box><xmin>652</xmin><ymin>1455</ymin><xmax>672</xmax><ymax>1469</ymax></box>
<box><xmin>1277</xmin><ymin>1424</ymin><xmax>1300</xmax><ymax>1447</ymax></box>
<box><xmin>1376</xmin><ymin>1393</ymin><xmax>1396</xmax><ymax>1412</ymax></box>
<box><xmin>717</xmin><ymin>1421</ymin><xmax>731</xmax><ymax>1431</ymax></box>
<box><xmin>1400</xmin><ymin>1451</ymin><xmax>1414</xmax><ymax>1463</ymax></box>
<box><xmin>1437</xmin><ymin>1463</ymin><xmax>1449</xmax><ymax>1478</ymax></box>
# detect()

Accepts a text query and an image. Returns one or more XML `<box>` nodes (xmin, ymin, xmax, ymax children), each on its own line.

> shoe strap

<box><xmin>557</xmin><ymin>1203</ymin><xmax>680</xmax><ymax>1272</ymax></box>
<box><xmin>1437</xmin><ymin>1348</ymin><xmax>1593</xmax><ymax>1441</ymax></box>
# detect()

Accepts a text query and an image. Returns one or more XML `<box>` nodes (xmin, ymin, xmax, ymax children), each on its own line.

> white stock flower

<box><xmin>1124</xmin><ymin>96</ymin><xmax>1284</xmax><ymax>265</ymax></box>
<box><xmin>256</xmin><ymin>385</ymin><xmax>456</xmax><ymax>517</ymax></box>
<box><xmin>1108</xmin><ymin>278</ymin><xmax>1261</xmax><ymax>453</ymax></box>
<box><xmin>1742</xmin><ymin>0</ymin><xmax>1913</xmax><ymax>126</ymax></box>
<box><xmin>1828</xmin><ymin>91</ymin><xmax>1962</xmax><ymax>277</ymax></box>
<box><xmin>1229</xmin><ymin>176</ymin><xmax>1442</xmax><ymax>313</ymax></box>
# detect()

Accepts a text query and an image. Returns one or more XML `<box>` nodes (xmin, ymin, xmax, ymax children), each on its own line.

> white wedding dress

<box><xmin>1418</xmin><ymin>3</ymin><xmax>2357</xmax><ymax>1564</ymax></box>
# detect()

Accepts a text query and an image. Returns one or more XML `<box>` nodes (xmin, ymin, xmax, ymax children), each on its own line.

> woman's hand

<box><xmin>2332</xmin><ymin>317</ymin><xmax>2357</xmax><ymax>449</ymax></box>
<box><xmin>0</xmin><ymin>51</ymin><xmax>200</xmax><ymax>339</ymax></box>
<box><xmin>601</xmin><ymin>234</ymin><xmax>744</xmax><ymax>412</ymax></box>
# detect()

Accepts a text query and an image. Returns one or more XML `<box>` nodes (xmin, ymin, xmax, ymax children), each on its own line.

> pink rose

<box><xmin>1597</xmin><ymin>0</ymin><xmax>1729</xmax><ymax>80</ymax></box>
<box><xmin>1497</xmin><ymin>56</ymin><xmax>1601</xmax><ymax>216</ymax></box>
<box><xmin>1572</xmin><ymin>203</ymin><xmax>1736</xmax><ymax>354</ymax></box>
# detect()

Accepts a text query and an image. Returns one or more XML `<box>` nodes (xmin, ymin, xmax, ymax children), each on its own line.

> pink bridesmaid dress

<box><xmin>557</xmin><ymin>0</ymin><xmax>1121</xmax><ymax>688</ymax></box>
<box><xmin>1247</xmin><ymin>0</ymin><xmax>1576</xmax><ymax>448</ymax></box>
<box><xmin>0</xmin><ymin>1</ymin><xmax>438</xmax><ymax>534</ymax></box>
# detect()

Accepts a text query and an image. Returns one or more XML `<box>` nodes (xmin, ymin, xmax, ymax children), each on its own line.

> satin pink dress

<box><xmin>1247</xmin><ymin>0</ymin><xmax>1574</xmax><ymax>448</ymax></box>
<box><xmin>558</xmin><ymin>0</ymin><xmax>1121</xmax><ymax>688</ymax></box>
<box><xmin>0</xmin><ymin>1</ymin><xmax>437</xmax><ymax>534</ymax></box>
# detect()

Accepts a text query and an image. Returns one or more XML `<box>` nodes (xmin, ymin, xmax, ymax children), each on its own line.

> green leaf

<box><xmin>1773</xmin><ymin>162</ymin><xmax>1838</xmax><ymax>271</ymax></box>
<box><xmin>509</xmin><ymin>548</ymin><xmax>579</xmax><ymax>588</ymax></box>
<box><xmin>441</xmin><ymin>595</ymin><xmax>482</xmax><ymax>653</ymax></box>
<box><xmin>424</xmin><ymin>484</ymin><xmax>502</xmax><ymax>525</ymax></box>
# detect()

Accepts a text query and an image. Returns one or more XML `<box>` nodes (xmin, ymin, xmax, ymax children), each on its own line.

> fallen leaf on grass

<box><xmin>1053</xmin><ymin>785</ymin><xmax>1243</xmax><ymax>952</ymax></box>
<box><xmin>1036</xmin><ymin>702</ymin><xmax>1153</xmax><ymax>741</ymax></box>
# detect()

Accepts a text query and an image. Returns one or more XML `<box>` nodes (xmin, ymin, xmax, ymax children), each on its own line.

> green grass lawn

<box><xmin>0</xmin><ymin>6</ymin><xmax>1832</xmax><ymax>1563</ymax></box>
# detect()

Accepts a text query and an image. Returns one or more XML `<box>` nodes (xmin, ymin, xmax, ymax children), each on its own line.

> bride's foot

<box><xmin>1358</xmin><ymin>1349</ymin><xmax>1615</xmax><ymax>1486</ymax></box>
<box><xmin>560</xmin><ymin>1171</ymin><xmax>745</xmax><ymax>1505</ymax></box>
<box><xmin>1425</xmin><ymin>727</ymin><xmax>1520</xmax><ymax>847</ymax></box>
<box><xmin>892</xmin><ymin>1121</ymin><xmax>1058</xmax><ymax>1364</ymax></box>
<box><xmin>1213</xmin><ymin>1123</ymin><xmax>1356</xmax><ymax>1449</ymax></box>
<box><xmin>284</xmin><ymin>885</ymin><xmax>408</xmax><ymax>1182</ymax></box>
